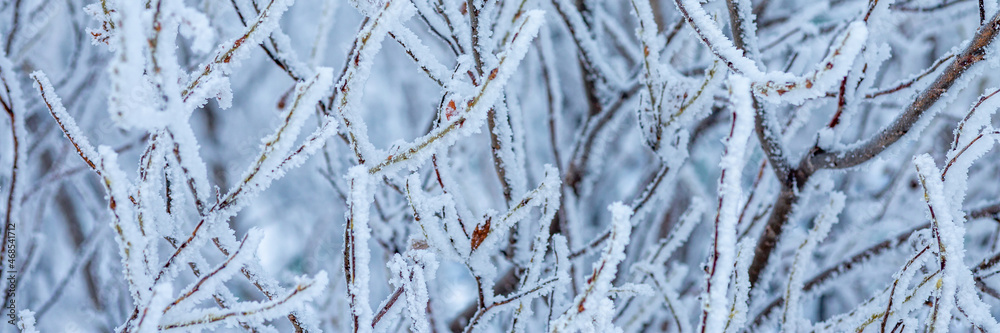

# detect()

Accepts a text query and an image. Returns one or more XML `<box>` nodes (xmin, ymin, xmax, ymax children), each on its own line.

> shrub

<box><xmin>5</xmin><ymin>0</ymin><xmax>1000</xmax><ymax>332</ymax></box>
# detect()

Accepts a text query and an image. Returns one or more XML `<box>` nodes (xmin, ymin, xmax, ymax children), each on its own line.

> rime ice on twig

<box><xmin>781</xmin><ymin>192</ymin><xmax>844</xmax><ymax>332</ymax></box>
<box><xmin>344</xmin><ymin>166</ymin><xmax>376</xmax><ymax>333</ymax></box>
<box><xmin>699</xmin><ymin>75</ymin><xmax>754</xmax><ymax>333</ymax></box>
<box><xmin>673</xmin><ymin>0</ymin><xmax>868</xmax><ymax>105</ymax></box>
<box><xmin>183</xmin><ymin>0</ymin><xmax>293</xmax><ymax>107</ymax></box>
<box><xmin>367</xmin><ymin>10</ymin><xmax>545</xmax><ymax>176</ymax></box>
<box><xmin>551</xmin><ymin>203</ymin><xmax>632</xmax><ymax>333</ymax></box>
<box><xmin>19</xmin><ymin>0</ymin><xmax>1000</xmax><ymax>332</ymax></box>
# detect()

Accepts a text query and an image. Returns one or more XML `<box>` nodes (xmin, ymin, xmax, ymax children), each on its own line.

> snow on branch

<box><xmin>17</xmin><ymin>0</ymin><xmax>1000</xmax><ymax>332</ymax></box>
<box><xmin>673</xmin><ymin>0</ymin><xmax>867</xmax><ymax>105</ymax></box>
<box><xmin>781</xmin><ymin>192</ymin><xmax>844</xmax><ymax>332</ymax></box>
<box><xmin>344</xmin><ymin>166</ymin><xmax>376</xmax><ymax>333</ymax></box>
<box><xmin>158</xmin><ymin>271</ymin><xmax>328</xmax><ymax>331</ymax></box>
<box><xmin>699</xmin><ymin>74</ymin><xmax>754</xmax><ymax>333</ymax></box>
<box><xmin>366</xmin><ymin>10</ymin><xmax>545</xmax><ymax>176</ymax></box>
<box><xmin>334</xmin><ymin>0</ymin><xmax>415</xmax><ymax>166</ymax></box>
<box><xmin>216</xmin><ymin>68</ymin><xmax>334</xmax><ymax>216</ymax></box>
<box><xmin>33</xmin><ymin>72</ymin><xmax>155</xmax><ymax>307</ymax></box>
<box><xmin>182</xmin><ymin>0</ymin><xmax>293</xmax><ymax>107</ymax></box>
<box><xmin>912</xmin><ymin>152</ymin><xmax>1000</xmax><ymax>332</ymax></box>
<box><xmin>550</xmin><ymin>203</ymin><xmax>632</xmax><ymax>333</ymax></box>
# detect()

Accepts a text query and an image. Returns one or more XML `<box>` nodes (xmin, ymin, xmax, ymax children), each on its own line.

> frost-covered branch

<box><xmin>15</xmin><ymin>0</ymin><xmax>1000</xmax><ymax>332</ymax></box>
<box><xmin>699</xmin><ymin>75</ymin><xmax>754</xmax><ymax>333</ymax></box>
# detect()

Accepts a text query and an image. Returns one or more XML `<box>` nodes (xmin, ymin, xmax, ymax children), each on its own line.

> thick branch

<box><xmin>803</xmin><ymin>11</ymin><xmax>1000</xmax><ymax>173</ymax></box>
<box><xmin>748</xmin><ymin>8</ymin><xmax>1000</xmax><ymax>287</ymax></box>
<box><xmin>751</xmin><ymin>223</ymin><xmax>928</xmax><ymax>328</ymax></box>
<box><xmin>722</xmin><ymin>0</ymin><xmax>793</xmax><ymax>286</ymax></box>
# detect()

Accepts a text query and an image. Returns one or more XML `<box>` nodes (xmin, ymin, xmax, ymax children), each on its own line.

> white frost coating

<box><xmin>753</xmin><ymin>22</ymin><xmax>868</xmax><ymax>105</ymax></box>
<box><xmin>552</xmin><ymin>234</ymin><xmax>572</xmax><ymax>309</ymax></box>
<box><xmin>781</xmin><ymin>192</ymin><xmax>845</xmax><ymax>332</ymax></box>
<box><xmin>469</xmin><ymin>163</ymin><xmax>560</xmax><ymax>273</ymax></box>
<box><xmin>404</xmin><ymin>176</ymin><xmax>463</xmax><ymax>259</ymax></box>
<box><xmin>182</xmin><ymin>74</ymin><xmax>232</xmax><ymax>111</ymax></box>
<box><xmin>389</xmin><ymin>24</ymin><xmax>450</xmax><ymax>85</ymax></box>
<box><xmin>944</xmin><ymin>90</ymin><xmax>1000</xmax><ymax>207</ymax></box>
<box><xmin>30</xmin><ymin>72</ymin><xmax>101</xmax><ymax>163</ymax></box>
<box><xmin>407</xmin><ymin>252</ymin><xmax>437</xmax><ymax>333</ymax></box>
<box><xmin>33</xmin><ymin>69</ymin><xmax>156</xmax><ymax>309</ymax></box>
<box><xmin>672</xmin><ymin>0</ymin><xmax>762</xmax><ymax>78</ymax></box>
<box><xmin>475</xmin><ymin>0</ymin><xmax>499</xmax><ymax>60</ymax></box>
<box><xmin>632</xmin><ymin>0</ymin><xmax>707</xmax><ymax>166</ymax></box>
<box><xmin>345</xmin><ymin>166</ymin><xmax>376</xmax><ymax>333</ymax></box>
<box><xmin>367</xmin><ymin>11</ymin><xmax>545</xmax><ymax>177</ymax></box>
<box><xmin>428</xmin><ymin>153</ymin><xmax>478</xmax><ymax>238</ymax></box>
<box><xmin>550</xmin><ymin>203</ymin><xmax>632</xmax><ymax>333</ymax></box>
<box><xmin>145</xmin><ymin>2</ymin><xmax>196</xmax><ymax>121</ymax></box>
<box><xmin>667</xmin><ymin>61</ymin><xmax>725</xmax><ymax>137</ymax></box>
<box><xmin>943</xmin><ymin>133</ymin><xmax>997</xmax><ymax>214</ymax></box>
<box><xmin>914</xmin><ymin>155</ymin><xmax>957</xmax><ymax>333</ymax></box>
<box><xmin>725</xmin><ymin>240</ymin><xmax>754</xmax><ymax>333</ymax></box>
<box><xmin>701</xmin><ymin>75</ymin><xmax>754</xmax><ymax>333</ymax></box>
<box><xmin>387</xmin><ymin>250</ymin><xmax>438</xmax><ymax>333</ymax></box>
<box><xmin>183</xmin><ymin>0</ymin><xmax>294</xmax><ymax>107</ymax></box>
<box><xmin>522</xmin><ymin>165</ymin><xmax>563</xmax><ymax>285</ymax></box>
<box><xmin>811</xmin><ymin>243</ymin><xmax>934</xmax><ymax>332</ymax></box>
<box><xmin>271</xmin><ymin>77</ymin><xmax>343</xmax><ymax>175</ymax></box>
<box><xmin>882</xmin><ymin>247</ymin><xmax>932</xmax><ymax>331</ymax></box>
<box><xmin>951</xmin><ymin>90</ymin><xmax>1000</xmax><ymax>155</ymax></box>
<box><xmin>135</xmin><ymin>283</ymin><xmax>172</xmax><ymax>333</ymax></box>
<box><xmin>632</xmin><ymin>0</ymin><xmax>664</xmax><ymax>92</ymax></box>
<box><xmin>219</xmin><ymin>68</ymin><xmax>334</xmax><ymax>218</ymax></box>
<box><xmin>349</xmin><ymin>0</ymin><xmax>388</xmax><ymax>16</ymax></box>
<box><xmin>175</xmin><ymin>6</ymin><xmax>216</xmax><ymax>54</ymax></box>
<box><xmin>269</xmin><ymin>30</ymin><xmax>314</xmax><ymax>80</ymax></box>
<box><xmin>912</xmin><ymin>155</ymin><xmax>1000</xmax><ymax>333</ymax></box>
<box><xmin>441</xmin><ymin>0</ymin><xmax>472</xmax><ymax>53</ymax></box>
<box><xmin>937</xmin><ymin>106</ymin><xmax>1000</xmax><ymax>331</ymax></box>
<box><xmin>904</xmin><ymin>57</ymin><xmax>984</xmax><ymax>147</ymax></box>
<box><xmin>16</xmin><ymin>310</ymin><xmax>38</xmax><ymax>333</ymax></box>
<box><xmin>409</xmin><ymin>0</ymin><xmax>452</xmax><ymax>43</ymax></box>
<box><xmin>608</xmin><ymin>283</ymin><xmax>655</xmax><ymax>300</ymax></box>
<box><xmin>137</xmin><ymin>2</ymin><xmax>223</xmax><ymax>218</ymax></box>
<box><xmin>169</xmin><ymin>229</ymin><xmax>265</xmax><ymax>313</ymax></box>
<box><xmin>644</xmin><ymin>197</ymin><xmax>705</xmax><ymax>268</ymax></box>
<box><xmin>553</xmin><ymin>0</ymin><xmax>625</xmax><ymax>88</ymax></box>
<box><xmin>832</xmin><ymin>42</ymin><xmax>890</xmax><ymax>143</ymax></box>
<box><xmin>274</xmin><ymin>114</ymin><xmax>341</xmax><ymax>174</ymax></box>
<box><xmin>107</xmin><ymin>0</ymin><xmax>161</xmax><ymax>130</ymax></box>
<box><xmin>18</xmin><ymin>0</ymin><xmax>1000</xmax><ymax>331</ymax></box>
<box><xmin>135</xmin><ymin>136</ymin><xmax>167</xmax><ymax>282</ymax></box>
<box><xmin>98</xmin><ymin>145</ymin><xmax>153</xmax><ymax>303</ymax></box>
<box><xmin>336</xmin><ymin>0</ymin><xmax>415</xmax><ymax>166</ymax></box>
<box><xmin>159</xmin><ymin>271</ymin><xmax>328</xmax><ymax>331</ymax></box>
<box><xmin>673</xmin><ymin>0</ymin><xmax>867</xmax><ymax>105</ymax></box>
<box><xmin>489</xmin><ymin>99</ymin><xmax>528</xmax><ymax>204</ymax></box>
<box><xmin>956</xmin><ymin>278</ymin><xmax>1000</xmax><ymax>332</ymax></box>
<box><xmin>164</xmin><ymin>123</ymin><xmax>212</xmax><ymax>213</ymax></box>
<box><xmin>492</xmin><ymin>0</ymin><xmax>523</xmax><ymax>48</ymax></box>
<box><xmin>733</xmin><ymin>0</ymin><xmax>761</xmax><ymax>65</ymax></box>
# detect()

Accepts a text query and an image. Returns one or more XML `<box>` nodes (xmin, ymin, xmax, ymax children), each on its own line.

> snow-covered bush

<box><xmin>5</xmin><ymin>0</ymin><xmax>1000</xmax><ymax>331</ymax></box>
